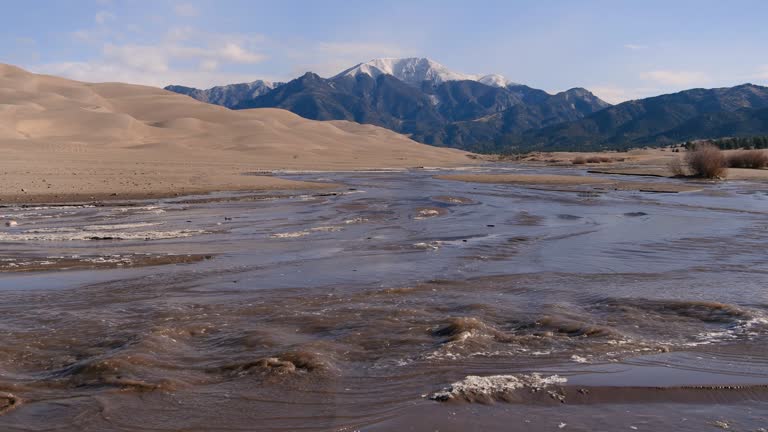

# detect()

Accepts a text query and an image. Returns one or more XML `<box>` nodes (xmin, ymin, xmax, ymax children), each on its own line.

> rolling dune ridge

<box><xmin>0</xmin><ymin>64</ymin><xmax>472</xmax><ymax>202</ymax></box>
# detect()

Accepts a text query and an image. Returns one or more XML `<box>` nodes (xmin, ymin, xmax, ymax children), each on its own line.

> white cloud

<box><xmin>94</xmin><ymin>11</ymin><xmax>115</xmax><ymax>25</ymax></box>
<box><xmin>640</xmin><ymin>70</ymin><xmax>711</xmax><ymax>87</ymax></box>
<box><xmin>219</xmin><ymin>42</ymin><xmax>265</xmax><ymax>63</ymax></box>
<box><xmin>32</xmin><ymin>61</ymin><xmax>273</xmax><ymax>89</ymax></box>
<box><xmin>166</xmin><ymin>26</ymin><xmax>196</xmax><ymax>42</ymax></box>
<box><xmin>753</xmin><ymin>65</ymin><xmax>768</xmax><ymax>80</ymax></box>
<box><xmin>174</xmin><ymin>3</ymin><xmax>200</xmax><ymax>17</ymax></box>
<box><xmin>103</xmin><ymin>43</ymin><xmax>170</xmax><ymax>73</ymax></box>
<box><xmin>316</xmin><ymin>42</ymin><xmax>407</xmax><ymax>59</ymax></box>
<box><xmin>623</xmin><ymin>44</ymin><xmax>648</xmax><ymax>51</ymax></box>
<box><xmin>589</xmin><ymin>85</ymin><xmax>663</xmax><ymax>104</ymax></box>
<box><xmin>32</xmin><ymin>26</ymin><xmax>271</xmax><ymax>89</ymax></box>
<box><xmin>30</xmin><ymin>20</ymin><xmax>409</xmax><ymax>89</ymax></box>
<box><xmin>289</xmin><ymin>41</ymin><xmax>412</xmax><ymax>77</ymax></box>
<box><xmin>96</xmin><ymin>40</ymin><xmax>265</xmax><ymax>75</ymax></box>
<box><xmin>199</xmin><ymin>59</ymin><xmax>218</xmax><ymax>72</ymax></box>
<box><xmin>22</xmin><ymin>18</ymin><xmax>270</xmax><ymax>92</ymax></box>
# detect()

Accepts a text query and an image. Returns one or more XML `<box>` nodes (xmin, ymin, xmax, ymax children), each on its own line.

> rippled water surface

<box><xmin>1</xmin><ymin>168</ymin><xmax>767</xmax><ymax>431</ymax></box>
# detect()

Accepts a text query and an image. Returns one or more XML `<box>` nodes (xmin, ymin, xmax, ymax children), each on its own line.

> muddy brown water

<box><xmin>1</xmin><ymin>167</ymin><xmax>767</xmax><ymax>431</ymax></box>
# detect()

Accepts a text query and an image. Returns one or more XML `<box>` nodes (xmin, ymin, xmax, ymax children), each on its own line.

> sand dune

<box><xmin>0</xmin><ymin>64</ymin><xmax>472</xmax><ymax>202</ymax></box>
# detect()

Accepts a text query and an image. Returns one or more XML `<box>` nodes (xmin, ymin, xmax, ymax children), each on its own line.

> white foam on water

<box><xmin>414</xmin><ymin>241</ymin><xmax>442</xmax><ymax>250</ymax></box>
<box><xmin>429</xmin><ymin>373</ymin><xmax>567</xmax><ymax>401</ymax></box>
<box><xmin>270</xmin><ymin>226</ymin><xmax>343</xmax><ymax>239</ymax></box>
<box><xmin>0</xmin><ymin>229</ymin><xmax>206</xmax><ymax>242</ymax></box>
<box><xmin>685</xmin><ymin>313</ymin><xmax>768</xmax><ymax>347</ymax></box>
<box><xmin>570</xmin><ymin>354</ymin><xmax>590</xmax><ymax>363</ymax></box>
<box><xmin>309</xmin><ymin>226</ymin><xmax>343</xmax><ymax>232</ymax></box>
<box><xmin>22</xmin><ymin>227</ymin><xmax>79</xmax><ymax>233</ymax></box>
<box><xmin>84</xmin><ymin>222</ymin><xmax>164</xmax><ymax>230</ymax></box>
<box><xmin>82</xmin><ymin>256</ymin><xmax>135</xmax><ymax>264</ymax></box>
<box><xmin>414</xmin><ymin>209</ymin><xmax>442</xmax><ymax>220</ymax></box>
<box><xmin>270</xmin><ymin>231</ymin><xmax>310</xmax><ymax>239</ymax></box>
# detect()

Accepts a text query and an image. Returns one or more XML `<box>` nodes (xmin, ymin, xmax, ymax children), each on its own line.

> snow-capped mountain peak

<box><xmin>334</xmin><ymin>57</ymin><xmax>514</xmax><ymax>88</ymax></box>
<box><xmin>478</xmin><ymin>74</ymin><xmax>517</xmax><ymax>88</ymax></box>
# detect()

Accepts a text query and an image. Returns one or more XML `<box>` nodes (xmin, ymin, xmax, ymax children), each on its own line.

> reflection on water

<box><xmin>1</xmin><ymin>168</ymin><xmax>767</xmax><ymax>431</ymax></box>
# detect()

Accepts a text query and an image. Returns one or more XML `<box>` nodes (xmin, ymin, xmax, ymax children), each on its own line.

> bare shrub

<box><xmin>599</xmin><ymin>156</ymin><xmax>612</xmax><ymax>163</ymax></box>
<box><xmin>572</xmin><ymin>156</ymin><xmax>586</xmax><ymax>165</ymax></box>
<box><xmin>726</xmin><ymin>150</ymin><xmax>768</xmax><ymax>169</ymax></box>
<box><xmin>686</xmin><ymin>143</ymin><xmax>726</xmax><ymax>178</ymax></box>
<box><xmin>667</xmin><ymin>157</ymin><xmax>688</xmax><ymax>177</ymax></box>
<box><xmin>586</xmin><ymin>156</ymin><xmax>602</xmax><ymax>163</ymax></box>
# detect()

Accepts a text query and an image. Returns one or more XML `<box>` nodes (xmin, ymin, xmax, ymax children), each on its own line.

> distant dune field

<box><xmin>0</xmin><ymin>64</ymin><xmax>473</xmax><ymax>202</ymax></box>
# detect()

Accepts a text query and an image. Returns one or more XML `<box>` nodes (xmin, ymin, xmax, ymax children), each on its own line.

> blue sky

<box><xmin>2</xmin><ymin>0</ymin><xmax>767</xmax><ymax>103</ymax></box>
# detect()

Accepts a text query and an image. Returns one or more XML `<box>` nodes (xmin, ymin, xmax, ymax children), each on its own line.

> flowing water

<box><xmin>1</xmin><ymin>167</ymin><xmax>767</xmax><ymax>431</ymax></box>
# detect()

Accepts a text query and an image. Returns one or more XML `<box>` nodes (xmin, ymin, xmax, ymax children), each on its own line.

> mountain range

<box><xmin>500</xmin><ymin>83</ymin><xmax>768</xmax><ymax>151</ymax></box>
<box><xmin>167</xmin><ymin>58</ymin><xmax>768</xmax><ymax>152</ymax></box>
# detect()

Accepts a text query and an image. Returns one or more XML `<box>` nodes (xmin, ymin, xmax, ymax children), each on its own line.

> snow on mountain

<box><xmin>165</xmin><ymin>80</ymin><xmax>281</xmax><ymax>106</ymax></box>
<box><xmin>334</xmin><ymin>57</ymin><xmax>514</xmax><ymax>88</ymax></box>
<box><xmin>478</xmin><ymin>74</ymin><xmax>517</xmax><ymax>88</ymax></box>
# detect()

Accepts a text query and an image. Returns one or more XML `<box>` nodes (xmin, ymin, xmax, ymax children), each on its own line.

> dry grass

<box><xmin>726</xmin><ymin>150</ymin><xmax>768</xmax><ymax>169</ymax></box>
<box><xmin>686</xmin><ymin>143</ymin><xmax>727</xmax><ymax>178</ymax></box>
<box><xmin>580</xmin><ymin>156</ymin><xmax>615</xmax><ymax>164</ymax></box>
<box><xmin>572</xmin><ymin>156</ymin><xmax>587</xmax><ymax>165</ymax></box>
<box><xmin>667</xmin><ymin>157</ymin><xmax>688</xmax><ymax>177</ymax></box>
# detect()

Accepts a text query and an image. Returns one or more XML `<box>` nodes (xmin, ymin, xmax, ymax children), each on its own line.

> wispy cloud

<box><xmin>288</xmin><ymin>41</ymin><xmax>412</xmax><ymax>77</ymax></box>
<box><xmin>589</xmin><ymin>84</ymin><xmax>662</xmax><ymax>104</ymax></box>
<box><xmin>316</xmin><ymin>42</ymin><xmax>407</xmax><ymax>59</ymax></box>
<box><xmin>94</xmin><ymin>11</ymin><xmax>115</xmax><ymax>25</ymax></box>
<box><xmin>34</xmin><ymin>61</ymin><xmax>267</xmax><ymax>88</ymax></box>
<box><xmin>29</xmin><ymin>6</ymin><xmax>410</xmax><ymax>88</ymax></box>
<box><xmin>623</xmin><ymin>44</ymin><xmax>648</xmax><ymax>51</ymax></box>
<box><xmin>174</xmin><ymin>3</ymin><xmax>200</xmax><ymax>17</ymax></box>
<box><xmin>640</xmin><ymin>69</ymin><xmax>711</xmax><ymax>87</ymax></box>
<box><xmin>753</xmin><ymin>65</ymin><xmax>768</xmax><ymax>80</ymax></box>
<box><xmin>37</xmin><ymin>18</ymin><xmax>271</xmax><ymax>88</ymax></box>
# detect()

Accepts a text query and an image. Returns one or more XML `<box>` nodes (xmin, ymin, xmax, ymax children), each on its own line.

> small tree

<box><xmin>686</xmin><ymin>142</ymin><xmax>726</xmax><ymax>178</ymax></box>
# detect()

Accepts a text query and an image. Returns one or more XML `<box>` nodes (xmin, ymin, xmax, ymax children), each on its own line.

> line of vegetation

<box><xmin>726</xmin><ymin>150</ymin><xmax>768</xmax><ymax>168</ymax></box>
<box><xmin>669</xmin><ymin>143</ymin><xmax>768</xmax><ymax>178</ymax></box>
<box><xmin>685</xmin><ymin>136</ymin><xmax>768</xmax><ymax>150</ymax></box>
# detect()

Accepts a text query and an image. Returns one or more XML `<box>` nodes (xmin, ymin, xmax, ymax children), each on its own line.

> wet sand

<box><xmin>1</xmin><ymin>167</ymin><xmax>768</xmax><ymax>431</ymax></box>
<box><xmin>436</xmin><ymin>173</ymin><xmax>704</xmax><ymax>193</ymax></box>
<box><xmin>0</xmin><ymin>158</ymin><xmax>339</xmax><ymax>204</ymax></box>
